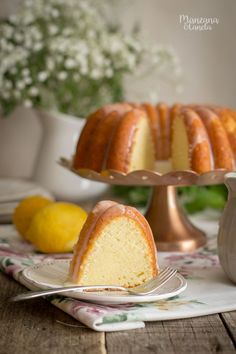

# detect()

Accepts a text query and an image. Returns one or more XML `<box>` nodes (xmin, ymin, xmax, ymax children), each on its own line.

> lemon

<box><xmin>25</xmin><ymin>202</ymin><xmax>87</xmax><ymax>253</ymax></box>
<box><xmin>13</xmin><ymin>195</ymin><xmax>53</xmax><ymax>238</ymax></box>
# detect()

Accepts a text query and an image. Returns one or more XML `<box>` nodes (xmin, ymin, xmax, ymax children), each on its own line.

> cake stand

<box><xmin>60</xmin><ymin>158</ymin><xmax>227</xmax><ymax>252</ymax></box>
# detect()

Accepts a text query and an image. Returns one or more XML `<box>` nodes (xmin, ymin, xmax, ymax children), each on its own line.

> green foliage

<box><xmin>112</xmin><ymin>184</ymin><xmax>228</xmax><ymax>214</ymax></box>
<box><xmin>179</xmin><ymin>185</ymin><xmax>227</xmax><ymax>214</ymax></box>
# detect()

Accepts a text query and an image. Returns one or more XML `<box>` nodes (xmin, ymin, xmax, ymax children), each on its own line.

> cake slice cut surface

<box><xmin>69</xmin><ymin>200</ymin><xmax>158</xmax><ymax>287</ymax></box>
<box><xmin>172</xmin><ymin>108</ymin><xmax>213</xmax><ymax>173</ymax></box>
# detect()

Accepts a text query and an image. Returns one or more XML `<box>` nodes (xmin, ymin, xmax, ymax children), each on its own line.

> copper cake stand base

<box><xmin>59</xmin><ymin>158</ymin><xmax>228</xmax><ymax>252</ymax></box>
<box><xmin>145</xmin><ymin>185</ymin><xmax>206</xmax><ymax>252</ymax></box>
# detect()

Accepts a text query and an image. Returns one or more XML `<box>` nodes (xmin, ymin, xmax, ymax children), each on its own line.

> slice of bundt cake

<box><xmin>69</xmin><ymin>200</ymin><xmax>158</xmax><ymax>287</ymax></box>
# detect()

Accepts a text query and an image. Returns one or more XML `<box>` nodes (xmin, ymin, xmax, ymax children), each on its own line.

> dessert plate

<box><xmin>22</xmin><ymin>260</ymin><xmax>187</xmax><ymax>305</ymax></box>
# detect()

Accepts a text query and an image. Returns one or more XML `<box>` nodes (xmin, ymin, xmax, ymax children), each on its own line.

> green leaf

<box><xmin>112</xmin><ymin>184</ymin><xmax>227</xmax><ymax>214</ymax></box>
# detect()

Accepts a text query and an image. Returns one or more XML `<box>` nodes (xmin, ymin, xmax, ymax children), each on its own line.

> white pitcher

<box><xmin>33</xmin><ymin>110</ymin><xmax>107</xmax><ymax>201</ymax></box>
<box><xmin>218</xmin><ymin>172</ymin><xmax>236</xmax><ymax>283</ymax></box>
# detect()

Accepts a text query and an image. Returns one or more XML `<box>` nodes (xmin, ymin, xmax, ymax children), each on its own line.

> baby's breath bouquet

<box><xmin>0</xmin><ymin>0</ymin><xmax>179</xmax><ymax>117</ymax></box>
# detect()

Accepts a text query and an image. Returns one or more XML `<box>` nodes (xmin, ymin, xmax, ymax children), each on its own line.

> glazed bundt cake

<box><xmin>73</xmin><ymin>102</ymin><xmax>236</xmax><ymax>174</ymax></box>
<box><xmin>69</xmin><ymin>200</ymin><xmax>158</xmax><ymax>287</ymax></box>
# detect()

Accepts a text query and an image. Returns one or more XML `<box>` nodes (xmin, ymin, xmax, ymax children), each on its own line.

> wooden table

<box><xmin>1</xmin><ymin>271</ymin><xmax>236</xmax><ymax>354</ymax></box>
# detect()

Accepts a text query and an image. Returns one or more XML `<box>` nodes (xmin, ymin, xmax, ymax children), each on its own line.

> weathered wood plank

<box><xmin>0</xmin><ymin>273</ymin><xmax>105</xmax><ymax>354</ymax></box>
<box><xmin>106</xmin><ymin>316</ymin><xmax>235</xmax><ymax>354</ymax></box>
<box><xmin>220</xmin><ymin>312</ymin><xmax>236</xmax><ymax>345</ymax></box>
<box><xmin>2</xmin><ymin>270</ymin><xmax>236</xmax><ymax>354</ymax></box>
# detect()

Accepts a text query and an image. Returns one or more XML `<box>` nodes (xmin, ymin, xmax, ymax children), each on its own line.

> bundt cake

<box><xmin>69</xmin><ymin>200</ymin><xmax>158</xmax><ymax>287</ymax></box>
<box><xmin>73</xmin><ymin>102</ymin><xmax>236</xmax><ymax>174</ymax></box>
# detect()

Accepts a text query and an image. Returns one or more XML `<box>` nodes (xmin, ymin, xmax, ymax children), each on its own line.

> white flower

<box><xmin>25</xmin><ymin>39</ymin><xmax>33</xmax><ymax>49</ymax></box>
<box><xmin>126</xmin><ymin>54</ymin><xmax>136</xmax><ymax>70</ymax></box>
<box><xmin>58</xmin><ymin>71</ymin><xmax>68</xmax><ymax>80</ymax></box>
<box><xmin>64</xmin><ymin>58</ymin><xmax>76</xmax><ymax>69</ymax></box>
<box><xmin>2</xmin><ymin>25</ymin><xmax>13</xmax><ymax>39</ymax></box>
<box><xmin>76</xmin><ymin>42</ymin><xmax>88</xmax><ymax>56</ymax></box>
<box><xmin>92</xmin><ymin>53</ymin><xmax>104</xmax><ymax>67</ymax></box>
<box><xmin>16</xmin><ymin>81</ymin><xmax>25</xmax><ymax>90</ymax></box>
<box><xmin>4</xmin><ymin>80</ymin><xmax>12</xmax><ymax>89</ymax></box>
<box><xmin>31</xmin><ymin>27</ymin><xmax>42</xmax><ymax>41</ymax></box>
<box><xmin>14</xmin><ymin>33</ymin><xmax>23</xmax><ymax>43</ymax></box>
<box><xmin>23</xmin><ymin>99</ymin><xmax>33</xmax><ymax>108</ymax></box>
<box><xmin>38</xmin><ymin>71</ymin><xmax>48</xmax><ymax>82</ymax></box>
<box><xmin>25</xmin><ymin>0</ymin><xmax>33</xmax><ymax>8</ymax></box>
<box><xmin>22</xmin><ymin>12</ymin><xmax>34</xmax><ymax>25</ymax></box>
<box><xmin>51</xmin><ymin>8</ymin><xmax>59</xmax><ymax>18</ymax></box>
<box><xmin>33</xmin><ymin>42</ymin><xmax>43</xmax><ymax>51</ymax></box>
<box><xmin>105</xmin><ymin>68</ymin><xmax>113</xmax><ymax>78</ymax></box>
<box><xmin>22</xmin><ymin>68</ymin><xmax>30</xmax><ymax>77</ymax></box>
<box><xmin>24</xmin><ymin>76</ymin><xmax>32</xmax><ymax>85</ymax></box>
<box><xmin>87</xmin><ymin>29</ymin><xmax>95</xmax><ymax>39</ymax></box>
<box><xmin>29</xmin><ymin>87</ymin><xmax>39</xmax><ymax>96</ymax></box>
<box><xmin>46</xmin><ymin>59</ymin><xmax>55</xmax><ymax>71</ymax></box>
<box><xmin>109</xmin><ymin>40</ymin><xmax>123</xmax><ymax>54</ymax></box>
<box><xmin>48</xmin><ymin>25</ymin><xmax>58</xmax><ymax>35</ymax></box>
<box><xmin>0</xmin><ymin>0</ymin><xmax>180</xmax><ymax>117</ymax></box>
<box><xmin>6</xmin><ymin>42</ymin><xmax>14</xmax><ymax>52</ymax></box>
<box><xmin>80</xmin><ymin>65</ymin><xmax>88</xmax><ymax>75</ymax></box>
<box><xmin>9</xmin><ymin>15</ymin><xmax>18</xmax><ymax>24</ymax></box>
<box><xmin>0</xmin><ymin>38</ymin><xmax>7</xmax><ymax>49</ymax></box>
<box><xmin>90</xmin><ymin>68</ymin><xmax>102</xmax><ymax>80</ymax></box>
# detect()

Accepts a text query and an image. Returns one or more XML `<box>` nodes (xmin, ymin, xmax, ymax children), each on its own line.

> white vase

<box><xmin>33</xmin><ymin>110</ymin><xmax>107</xmax><ymax>201</ymax></box>
<box><xmin>0</xmin><ymin>106</ymin><xmax>42</xmax><ymax>178</ymax></box>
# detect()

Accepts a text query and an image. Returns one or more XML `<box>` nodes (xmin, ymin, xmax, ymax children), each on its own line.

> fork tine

<box><xmin>140</xmin><ymin>267</ymin><xmax>174</xmax><ymax>289</ymax></box>
<box><xmin>146</xmin><ymin>269</ymin><xmax>176</xmax><ymax>289</ymax></box>
<box><xmin>130</xmin><ymin>267</ymin><xmax>177</xmax><ymax>295</ymax></box>
<box><xmin>145</xmin><ymin>267</ymin><xmax>171</xmax><ymax>284</ymax></box>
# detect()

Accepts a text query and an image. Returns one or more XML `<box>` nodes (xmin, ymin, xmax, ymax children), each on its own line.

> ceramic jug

<box><xmin>33</xmin><ymin>110</ymin><xmax>107</xmax><ymax>201</ymax></box>
<box><xmin>218</xmin><ymin>172</ymin><xmax>236</xmax><ymax>283</ymax></box>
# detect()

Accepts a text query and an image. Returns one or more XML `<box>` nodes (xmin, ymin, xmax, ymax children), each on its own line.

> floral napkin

<box><xmin>1</xmin><ymin>212</ymin><xmax>236</xmax><ymax>332</ymax></box>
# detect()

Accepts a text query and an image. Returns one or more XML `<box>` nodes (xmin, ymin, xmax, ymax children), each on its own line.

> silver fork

<box><xmin>9</xmin><ymin>267</ymin><xmax>177</xmax><ymax>302</ymax></box>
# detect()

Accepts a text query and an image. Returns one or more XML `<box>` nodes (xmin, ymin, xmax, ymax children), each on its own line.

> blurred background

<box><xmin>2</xmin><ymin>0</ymin><xmax>235</xmax><ymax>106</ymax></box>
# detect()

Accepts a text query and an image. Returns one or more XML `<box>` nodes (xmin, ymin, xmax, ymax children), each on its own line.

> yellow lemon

<box><xmin>13</xmin><ymin>195</ymin><xmax>53</xmax><ymax>237</ymax></box>
<box><xmin>26</xmin><ymin>202</ymin><xmax>87</xmax><ymax>253</ymax></box>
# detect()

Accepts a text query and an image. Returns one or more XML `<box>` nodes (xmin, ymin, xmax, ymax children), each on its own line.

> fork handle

<box><xmin>9</xmin><ymin>285</ymin><xmax>127</xmax><ymax>302</ymax></box>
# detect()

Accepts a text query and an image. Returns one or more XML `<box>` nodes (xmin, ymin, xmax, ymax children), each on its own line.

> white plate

<box><xmin>0</xmin><ymin>178</ymin><xmax>53</xmax><ymax>203</ymax></box>
<box><xmin>22</xmin><ymin>260</ymin><xmax>187</xmax><ymax>305</ymax></box>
